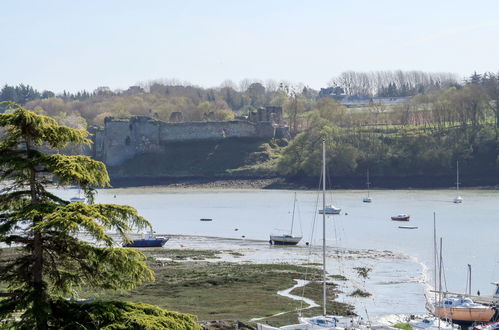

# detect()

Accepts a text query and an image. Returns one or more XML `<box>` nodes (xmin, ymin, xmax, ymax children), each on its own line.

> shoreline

<box><xmin>157</xmin><ymin>235</ymin><xmax>429</xmax><ymax>319</ymax></box>
<box><xmin>108</xmin><ymin>176</ymin><xmax>499</xmax><ymax>190</ymax></box>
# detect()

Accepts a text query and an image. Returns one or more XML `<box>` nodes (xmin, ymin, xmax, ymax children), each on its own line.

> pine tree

<box><xmin>0</xmin><ymin>102</ymin><xmax>154</xmax><ymax>329</ymax></box>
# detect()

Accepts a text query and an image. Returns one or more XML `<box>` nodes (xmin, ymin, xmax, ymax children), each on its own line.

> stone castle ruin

<box><xmin>90</xmin><ymin>106</ymin><xmax>289</xmax><ymax>167</ymax></box>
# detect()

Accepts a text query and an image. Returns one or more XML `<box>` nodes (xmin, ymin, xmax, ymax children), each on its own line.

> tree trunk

<box><xmin>27</xmin><ymin>141</ymin><xmax>48</xmax><ymax>329</ymax></box>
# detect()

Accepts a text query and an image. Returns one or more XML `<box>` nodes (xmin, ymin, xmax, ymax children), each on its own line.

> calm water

<box><xmin>62</xmin><ymin>187</ymin><xmax>499</xmax><ymax>298</ymax></box>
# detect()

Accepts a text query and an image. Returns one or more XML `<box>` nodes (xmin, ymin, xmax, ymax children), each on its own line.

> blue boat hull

<box><xmin>124</xmin><ymin>238</ymin><xmax>169</xmax><ymax>248</ymax></box>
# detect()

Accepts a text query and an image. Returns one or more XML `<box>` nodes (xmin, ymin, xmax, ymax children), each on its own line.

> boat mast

<box><xmin>366</xmin><ymin>169</ymin><xmax>370</xmax><ymax>198</ymax></box>
<box><xmin>438</xmin><ymin>237</ymin><xmax>443</xmax><ymax>304</ymax></box>
<box><xmin>456</xmin><ymin>161</ymin><xmax>460</xmax><ymax>195</ymax></box>
<box><xmin>468</xmin><ymin>264</ymin><xmax>472</xmax><ymax>296</ymax></box>
<box><xmin>322</xmin><ymin>139</ymin><xmax>327</xmax><ymax>316</ymax></box>
<box><xmin>290</xmin><ymin>192</ymin><xmax>297</xmax><ymax>236</ymax></box>
<box><xmin>433</xmin><ymin>212</ymin><xmax>437</xmax><ymax>305</ymax></box>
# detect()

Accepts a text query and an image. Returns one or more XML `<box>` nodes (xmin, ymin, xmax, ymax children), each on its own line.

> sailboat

<box><xmin>362</xmin><ymin>169</ymin><xmax>372</xmax><ymax>203</ymax></box>
<box><xmin>453</xmin><ymin>161</ymin><xmax>463</xmax><ymax>204</ymax></box>
<box><xmin>429</xmin><ymin>225</ymin><xmax>494</xmax><ymax>324</ymax></box>
<box><xmin>298</xmin><ymin>140</ymin><xmax>365</xmax><ymax>329</ymax></box>
<box><xmin>318</xmin><ymin>164</ymin><xmax>341</xmax><ymax>214</ymax></box>
<box><xmin>258</xmin><ymin>140</ymin><xmax>370</xmax><ymax>329</ymax></box>
<box><xmin>270</xmin><ymin>193</ymin><xmax>302</xmax><ymax>245</ymax></box>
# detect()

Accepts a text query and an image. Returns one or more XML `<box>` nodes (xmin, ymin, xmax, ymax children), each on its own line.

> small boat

<box><xmin>270</xmin><ymin>193</ymin><xmax>302</xmax><ymax>246</ymax></box>
<box><xmin>123</xmin><ymin>232</ymin><xmax>169</xmax><ymax>248</ymax></box>
<box><xmin>399</xmin><ymin>225</ymin><xmax>418</xmax><ymax>229</ymax></box>
<box><xmin>409</xmin><ymin>316</ymin><xmax>456</xmax><ymax>330</ymax></box>
<box><xmin>200</xmin><ymin>218</ymin><xmax>212</xmax><ymax>221</ymax></box>
<box><xmin>391</xmin><ymin>214</ymin><xmax>410</xmax><ymax>221</ymax></box>
<box><xmin>318</xmin><ymin>204</ymin><xmax>341</xmax><ymax>215</ymax></box>
<box><xmin>69</xmin><ymin>197</ymin><xmax>86</xmax><ymax>203</ymax></box>
<box><xmin>453</xmin><ymin>160</ymin><xmax>463</xmax><ymax>203</ymax></box>
<box><xmin>433</xmin><ymin>296</ymin><xmax>495</xmax><ymax>323</ymax></box>
<box><xmin>269</xmin><ymin>234</ymin><xmax>302</xmax><ymax>245</ymax></box>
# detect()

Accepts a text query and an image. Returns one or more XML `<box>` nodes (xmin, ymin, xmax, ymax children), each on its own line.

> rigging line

<box><xmin>295</xmin><ymin>196</ymin><xmax>304</xmax><ymax>237</ymax></box>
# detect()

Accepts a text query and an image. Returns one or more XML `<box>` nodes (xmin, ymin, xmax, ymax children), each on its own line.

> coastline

<box><xmin>108</xmin><ymin>175</ymin><xmax>499</xmax><ymax>190</ymax></box>
<box><xmin>159</xmin><ymin>235</ymin><xmax>429</xmax><ymax>320</ymax></box>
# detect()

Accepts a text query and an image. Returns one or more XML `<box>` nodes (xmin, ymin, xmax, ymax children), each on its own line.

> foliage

<box><xmin>393</xmin><ymin>323</ymin><xmax>412</xmax><ymax>330</ymax></box>
<box><xmin>0</xmin><ymin>102</ymin><xmax>154</xmax><ymax>328</ymax></box>
<box><xmin>45</xmin><ymin>300</ymin><xmax>201</xmax><ymax>330</ymax></box>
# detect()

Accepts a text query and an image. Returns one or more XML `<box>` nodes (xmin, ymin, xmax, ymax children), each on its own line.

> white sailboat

<box><xmin>295</xmin><ymin>140</ymin><xmax>364</xmax><ymax>329</ymax></box>
<box><xmin>258</xmin><ymin>140</ymin><xmax>368</xmax><ymax>330</ymax></box>
<box><xmin>270</xmin><ymin>192</ymin><xmax>302</xmax><ymax>245</ymax></box>
<box><xmin>453</xmin><ymin>161</ymin><xmax>462</xmax><ymax>204</ymax></box>
<box><xmin>362</xmin><ymin>169</ymin><xmax>372</xmax><ymax>203</ymax></box>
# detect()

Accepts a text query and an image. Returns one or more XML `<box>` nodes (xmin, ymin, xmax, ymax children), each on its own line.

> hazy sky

<box><xmin>1</xmin><ymin>0</ymin><xmax>498</xmax><ymax>92</ymax></box>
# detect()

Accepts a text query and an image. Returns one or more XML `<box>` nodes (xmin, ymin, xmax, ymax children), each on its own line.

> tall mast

<box><xmin>468</xmin><ymin>264</ymin><xmax>472</xmax><ymax>296</ymax></box>
<box><xmin>456</xmin><ymin>161</ymin><xmax>460</xmax><ymax>194</ymax></box>
<box><xmin>290</xmin><ymin>192</ymin><xmax>297</xmax><ymax>235</ymax></box>
<box><xmin>366</xmin><ymin>169</ymin><xmax>370</xmax><ymax>198</ymax></box>
<box><xmin>322</xmin><ymin>139</ymin><xmax>327</xmax><ymax>316</ymax></box>
<box><xmin>433</xmin><ymin>212</ymin><xmax>437</xmax><ymax>305</ymax></box>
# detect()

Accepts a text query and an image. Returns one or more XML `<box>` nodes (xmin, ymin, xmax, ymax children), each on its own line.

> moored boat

<box><xmin>269</xmin><ymin>234</ymin><xmax>302</xmax><ymax>245</ymax></box>
<box><xmin>270</xmin><ymin>193</ymin><xmax>302</xmax><ymax>246</ymax></box>
<box><xmin>124</xmin><ymin>233</ymin><xmax>169</xmax><ymax>248</ymax></box>
<box><xmin>318</xmin><ymin>204</ymin><xmax>341</xmax><ymax>215</ymax></box>
<box><xmin>433</xmin><ymin>296</ymin><xmax>495</xmax><ymax>323</ymax></box>
<box><xmin>391</xmin><ymin>214</ymin><xmax>410</xmax><ymax>221</ymax></box>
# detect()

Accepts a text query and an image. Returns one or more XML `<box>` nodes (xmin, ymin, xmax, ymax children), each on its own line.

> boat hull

<box><xmin>434</xmin><ymin>306</ymin><xmax>495</xmax><ymax>323</ymax></box>
<box><xmin>391</xmin><ymin>216</ymin><xmax>410</xmax><ymax>221</ymax></box>
<box><xmin>318</xmin><ymin>208</ymin><xmax>341</xmax><ymax>215</ymax></box>
<box><xmin>124</xmin><ymin>237</ymin><xmax>169</xmax><ymax>248</ymax></box>
<box><xmin>270</xmin><ymin>235</ymin><xmax>302</xmax><ymax>245</ymax></box>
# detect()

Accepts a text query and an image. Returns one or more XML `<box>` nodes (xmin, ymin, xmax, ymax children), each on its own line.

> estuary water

<box><xmin>60</xmin><ymin>187</ymin><xmax>499</xmax><ymax>316</ymax></box>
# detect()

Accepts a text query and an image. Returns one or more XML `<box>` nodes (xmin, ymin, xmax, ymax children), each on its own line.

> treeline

<box><xmin>0</xmin><ymin>70</ymin><xmax>461</xmax><ymax>129</ymax></box>
<box><xmin>324</xmin><ymin>70</ymin><xmax>459</xmax><ymax>98</ymax></box>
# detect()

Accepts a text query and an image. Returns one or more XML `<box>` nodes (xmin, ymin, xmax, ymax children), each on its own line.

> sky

<box><xmin>1</xmin><ymin>0</ymin><xmax>499</xmax><ymax>93</ymax></box>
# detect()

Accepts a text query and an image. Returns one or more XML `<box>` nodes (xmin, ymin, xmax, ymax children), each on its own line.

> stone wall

<box><xmin>92</xmin><ymin>116</ymin><xmax>288</xmax><ymax>167</ymax></box>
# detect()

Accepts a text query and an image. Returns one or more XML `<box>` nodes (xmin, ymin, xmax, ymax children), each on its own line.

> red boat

<box><xmin>391</xmin><ymin>214</ymin><xmax>410</xmax><ymax>221</ymax></box>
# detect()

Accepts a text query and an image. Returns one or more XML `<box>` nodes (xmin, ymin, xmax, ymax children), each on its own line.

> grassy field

<box><xmin>82</xmin><ymin>249</ymin><xmax>355</xmax><ymax>327</ymax></box>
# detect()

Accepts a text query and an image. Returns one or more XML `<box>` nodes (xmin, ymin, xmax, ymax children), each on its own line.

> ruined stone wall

<box><xmin>94</xmin><ymin>116</ymin><xmax>286</xmax><ymax>167</ymax></box>
<box><xmin>158</xmin><ymin>121</ymin><xmax>259</xmax><ymax>142</ymax></box>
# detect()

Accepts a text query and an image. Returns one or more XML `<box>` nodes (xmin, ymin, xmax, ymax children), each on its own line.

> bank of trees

<box><xmin>276</xmin><ymin>74</ymin><xmax>499</xmax><ymax>186</ymax></box>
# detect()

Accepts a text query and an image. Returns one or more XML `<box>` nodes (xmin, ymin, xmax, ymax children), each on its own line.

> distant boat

<box><xmin>124</xmin><ymin>232</ymin><xmax>169</xmax><ymax>248</ymax></box>
<box><xmin>453</xmin><ymin>160</ymin><xmax>463</xmax><ymax>204</ymax></box>
<box><xmin>391</xmin><ymin>214</ymin><xmax>410</xmax><ymax>221</ymax></box>
<box><xmin>69</xmin><ymin>197</ymin><xmax>86</xmax><ymax>203</ymax></box>
<box><xmin>200</xmin><ymin>218</ymin><xmax>212</xmax><ymax>221</ymax></box>
<box><xmin>270</xmin><ymin>192</ymin><xmax>302</xmax><ymax>245</ymax></box>
<box><xmin>318</xmin><ymin>204</ymin><xmax>341</xmax><ymax>215</ymax></box>
<box><xmin>363</xmin><ymin>169</ymin><xmax>372</xmax><ymax>203</ymax></box>
<box><xmin>399</xmin><ymin>225</ymin><xmax>418</xmax><ymax>229</ymax></box>
<box><xmin>69</xmin><ymin>189</ymin><xmax>86</xmax><ymax>203</ymax></box>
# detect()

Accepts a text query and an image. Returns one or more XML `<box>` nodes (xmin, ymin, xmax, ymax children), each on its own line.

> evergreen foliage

<box><xmin>0</xmin><ymin>300</ymin><xmax>200</xmax><ymax>330</ymax></box>
<box><xmin>0</xmin><ymin>102</ymin><xmax>155</xmax><ymax>329</ymax></box>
